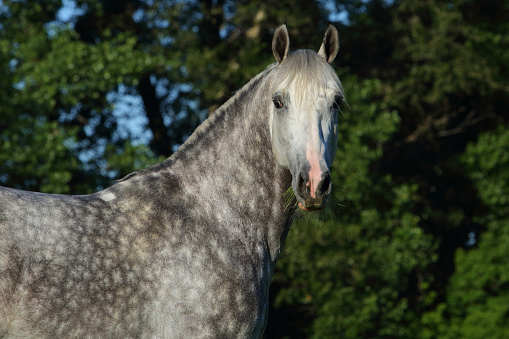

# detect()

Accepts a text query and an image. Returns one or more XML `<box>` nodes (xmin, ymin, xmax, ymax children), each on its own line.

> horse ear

<box><xmin>272</xmin><ymin>23</ymin><xmax>290</xmax><ymax>64</ymax></box>
<box><xmin>318</xmin><ymin>24</ymin><xmax>339</xmax><ymax>63</ymax></box>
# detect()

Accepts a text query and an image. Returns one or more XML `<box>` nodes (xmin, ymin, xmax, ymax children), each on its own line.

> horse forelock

<box><xmin>271</xmin><ymin>50</ymin><xmax>344</xmax><ymax>105</ymax></box>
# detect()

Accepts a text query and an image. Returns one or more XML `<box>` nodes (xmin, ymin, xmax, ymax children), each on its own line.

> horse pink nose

<box><xmin>296</xmin><ymin>171</ymin><xmax>331</xmax><ymax>209</ymax></box>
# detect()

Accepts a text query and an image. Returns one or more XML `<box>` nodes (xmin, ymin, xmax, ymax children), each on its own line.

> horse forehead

<box><xmin>285</xmin><ymin>71</ymin><xmax>339</xmax><ymax>94</ymax></box>
<box><xmin>285</xmin><ymin>82</ymin><xmax>336</xmax><ymax>116</ymax></box>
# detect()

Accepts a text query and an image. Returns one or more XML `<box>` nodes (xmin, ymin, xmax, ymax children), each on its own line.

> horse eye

<box><xmin>273</xmin><ymin>99</ymin><xmax>284</xmax><ymax>109</ymax></box>
<box><xmin>332</xmin><ymin>95</ymin><xmax>344</xmax><ymax>110</ymax></box>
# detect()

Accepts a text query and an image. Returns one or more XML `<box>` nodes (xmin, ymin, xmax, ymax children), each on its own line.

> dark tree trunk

<box><xmin>139</xmin><ymin>73</ymin><xmax>173</xmax><ymax>157</ymax></box>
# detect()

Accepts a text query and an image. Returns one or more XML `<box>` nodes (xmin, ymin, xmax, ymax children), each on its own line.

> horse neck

<box><xmin>168</xmin><ymin>67</ymin><xmax>295</xmax><ymax>262</ymax></box>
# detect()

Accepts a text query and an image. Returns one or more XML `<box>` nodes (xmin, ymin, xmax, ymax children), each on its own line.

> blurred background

<box><xmin>0</xmin><ymin>0</ymin><xmax>508</xmax><ymax>337</ymax></box>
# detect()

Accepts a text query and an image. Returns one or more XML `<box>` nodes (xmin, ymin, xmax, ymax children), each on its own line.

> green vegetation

<box><xmin>1</xmin><ymin>0</ymin><xmax>508</xmax><ymax>337</ymax></box>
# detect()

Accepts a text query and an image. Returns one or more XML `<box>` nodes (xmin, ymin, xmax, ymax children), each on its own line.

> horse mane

<box><xmin>118</xmin><ymin>66</ymin><xmax>274</xmax><ymax>183</ymax></box>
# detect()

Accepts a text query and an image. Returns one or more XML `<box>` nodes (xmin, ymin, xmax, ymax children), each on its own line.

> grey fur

<box><xmin>0</xmin><ymin>25</ymin><xmax>343</xmax><ymax>338</ymax></box>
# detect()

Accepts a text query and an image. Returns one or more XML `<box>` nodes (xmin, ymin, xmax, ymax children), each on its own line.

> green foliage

<box><xmin>447</xmin><ymin>218</ymin><xmax>509</xmax><ymax>339</ymax></box>
<box><xmin>334</xmin><ymin>78</ymin><xmax>400</xmax><ymax>206</ymax></box>
<box><xmin>420</xmin><ymin>127</ymin><xmax>509</xmax><ymax>339</ymax></box>
<box><xmin>18</xmin><ymin>29</ymin><xmax>159</xmax><ymax>109</ymax></box>
<box><xmin>461</xmin><ymin>127</ymin><xmax>509</xmax><ymax>216</ymax></box>
<box><xmin>0</xmin><ymin>115</ymin><xmax>78</xmax><ymax>193</ymax></box>
<box><xmin>1</xmin><ymin>0</ymin><xmax>169</xmax><ymax>191</ymax></box>
<box><xmin>420</xmin><ymin>217</ymin><xmax>509</xmax><ymax>339</ymax></box>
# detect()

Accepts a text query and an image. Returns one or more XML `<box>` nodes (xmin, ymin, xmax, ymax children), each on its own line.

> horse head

<box><xmin>270</xmin><ymin>24</ymin><xmax>343</xmax><ymax>211</ymax></box>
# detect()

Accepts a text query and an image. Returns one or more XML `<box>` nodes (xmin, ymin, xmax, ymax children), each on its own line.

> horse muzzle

<box><xmin>294</xmin><ymin>170</ymin><xmax>332</xmax><ymax>211</ymax></box>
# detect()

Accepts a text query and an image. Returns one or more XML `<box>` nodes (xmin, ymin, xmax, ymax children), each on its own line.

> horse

<box><xmin>0</xmin><ymin>24</ymin><xmax>344</xmax><ymax>338</ymax></box>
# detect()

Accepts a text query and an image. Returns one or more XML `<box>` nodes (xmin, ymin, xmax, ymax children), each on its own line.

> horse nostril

<box><xmin>297</xmin><ymin>172</ymin><xmax>308</xmax><ymax>196</ymax></box>
<box><xmin>299</xmin><ymin>173</ymin><xmax>306</xmax><ymax>186</ymax></box>
<box><xmin>318</xmin><ymin>172</ymin><xmax>331</xmax><ymax>195</ymax></box>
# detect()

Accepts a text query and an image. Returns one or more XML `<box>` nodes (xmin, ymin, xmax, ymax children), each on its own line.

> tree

<box><xmin>1</xmin><ymin>0</ymin><xmax>167</xmax><ymax>192</ymax></box>
<box><xmin>267</xmin><ymin>0</ymin><xmax>509</xmax><ymax>337</ymax></box>
<box><xmin>0</xmin><ymin>0</ymin><xmax>82</xmax><ymax>193</ymax></box>
<box><xmin>420</xmin><ymin>126</ymin><xmax>509</xmax><ymax>339</ymax></box>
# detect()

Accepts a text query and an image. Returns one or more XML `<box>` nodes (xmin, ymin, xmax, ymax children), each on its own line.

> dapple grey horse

<box><xmin>0</xmin><ymin>24</ymin><xmax>344</xmax><ymax>338</ymax></box>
